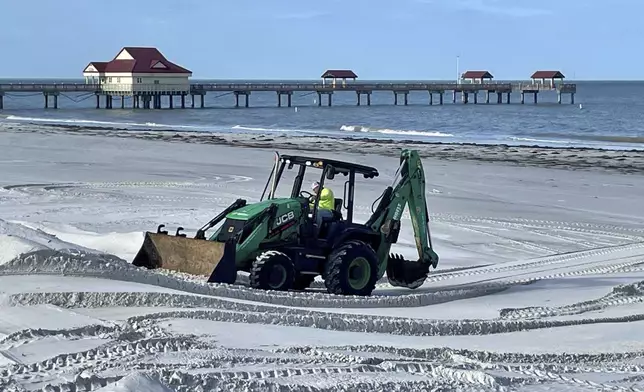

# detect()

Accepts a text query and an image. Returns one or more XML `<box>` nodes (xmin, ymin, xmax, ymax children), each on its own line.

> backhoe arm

<box><xmin>366</xmin><ymin>149</ymin><xmax>439</xmax><ymax>288</ymax></box>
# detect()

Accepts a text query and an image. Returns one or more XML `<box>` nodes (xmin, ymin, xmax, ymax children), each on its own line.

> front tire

<box><xmin>250</xmin><ymin>251</ymin><xmax>294</xmax><ymax>291</ymax></box>
<box><xmin>324</xmin><ymin>240</ymin><xmax>378</xmax><ymax>296</ymax></box>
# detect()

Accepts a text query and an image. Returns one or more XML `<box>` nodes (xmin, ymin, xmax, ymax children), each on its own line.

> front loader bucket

<box><xmin>132</xmin><ymin>232</ymin><xmax>237</xmax><ymax>284</ymax></box>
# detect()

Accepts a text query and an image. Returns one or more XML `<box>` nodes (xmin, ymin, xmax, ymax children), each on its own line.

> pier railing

<box><xmin>188</xmin><ymin>82</ymin><xmax>515</xmax><ymax>92</ymax></box>
<box><xmin>0</xmin><ymin>81</ymin><xmax>576</xmax><ymax>94</ymax></box>
<box><xmin>514</xmin><ymin>83</ymin><xmax>577</xmax><ymax>92</ymax></box>
<box><xmin>0</xmin><ymin>83</ymin><xmax>99</xmax><ymax>92</ymax></box>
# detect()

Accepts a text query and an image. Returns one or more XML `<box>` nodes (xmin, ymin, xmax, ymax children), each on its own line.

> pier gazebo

<box><xmin>83</xmin><ymin>47</ymin><xmax>192</xmax><ymax>94</ymax></box>
<box><xmin>530</xmin><ymin>71</ymin><xmax>565</xmax><ymax>88</ymax></box>
<box><xmin>460</xmin><ymin>71</ymin><xmax>494</xmax><ymax>84</ymax></box>
<box><xmin>321</xmin><ymin>70</ymin><xmax>357</xmax><ymax>87</ymax></box>
<box><xmin>82</xmin><ymin>46</ymin><xmax>193</xmax><ymax>109</ymax></box>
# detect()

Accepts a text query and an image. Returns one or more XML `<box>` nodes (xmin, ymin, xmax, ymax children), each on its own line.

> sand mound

<box><xmin>94</xmin><ymin>372</ymin><xmax>174</xmax><ymax>392</ymax></box>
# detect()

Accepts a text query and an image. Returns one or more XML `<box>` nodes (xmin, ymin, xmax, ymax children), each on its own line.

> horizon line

<box><xmin>0</xmin><ymin>77</ymin><xmax>642</xmax><ymax>82</ymax></box>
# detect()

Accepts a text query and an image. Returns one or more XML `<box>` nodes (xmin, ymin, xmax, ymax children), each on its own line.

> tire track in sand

<box><xmin>2</xmin><ymin>243</ymin><xmax>644</xmax><ymax>311</ymax></box>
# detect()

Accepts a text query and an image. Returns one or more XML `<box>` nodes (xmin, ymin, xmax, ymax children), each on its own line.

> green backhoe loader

<box><xmin>132</xmin><ymin>149</ymin><xmax>439</xmax><ymax>296</ymax></box>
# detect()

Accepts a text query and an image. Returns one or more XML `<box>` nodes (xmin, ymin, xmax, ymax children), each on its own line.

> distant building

<box><xmin>82</xmin><ymin>47</ymin><xmax>192</xmax><ymax>94</ymax></box>
<box><xmin>321</xmin><ymin>70</ymin><xmax>357</xmax><ymax>87</ymax></box>
<box><xmin>460</xmin><ymin>71</ymin><xmax>494</xmax><ymax>84</ymax></box>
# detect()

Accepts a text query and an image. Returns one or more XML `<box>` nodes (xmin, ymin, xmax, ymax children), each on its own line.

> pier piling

<box><xmin>276</xmin><ymin>91</ymin><xmax>291</xmax><ymax>107</ymax></box>
<box><xmin>43</xmin><ymin>93</ymin><xmax>59</xmax><ymax>109</ymax></box>
<box><xmin>431</xmin><ymin>92</ymin><xmax>441</xmax><ymax>105</ymax></box>
<box><xmin>316</xmin><ymin>91</ymin><xmax>332</xmax><ymax>106</ymax></box>
<box><xmin>356</xmin><ymin>91</ymin><xmax>371</xmax><ymax>106</ymax></box>
<box><xmin>393</xmin><ymin>91</ymin><xmax>409</xmax><ymax>106</ymax></box>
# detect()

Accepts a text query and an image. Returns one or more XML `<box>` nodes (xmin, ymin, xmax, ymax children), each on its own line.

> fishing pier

<box><xmin>0</xmin><ymin>77</ymin><xmax>577</xmax><ymax>110</ymax></box>
<box><xmin>0</xmin><ymin>47</ymin><xmax>576</xmax><ymax>110</ymax></box>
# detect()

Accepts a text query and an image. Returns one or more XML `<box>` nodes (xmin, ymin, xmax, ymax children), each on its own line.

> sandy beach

<box><xmin>3</xmin><ymin>123</ymin><xmax>644</xmax><ymax>174</ymax></box>
<box><xmin>1</xmin><ymin>128</ymin><xmax>644</xmax><ymax>391</ymax></box>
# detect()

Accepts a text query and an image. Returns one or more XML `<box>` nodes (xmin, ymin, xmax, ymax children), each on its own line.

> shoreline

<box><xmin>3</xmin><ymin>123</ymin><xmax>644</xmax><ymax>174</ymax></box>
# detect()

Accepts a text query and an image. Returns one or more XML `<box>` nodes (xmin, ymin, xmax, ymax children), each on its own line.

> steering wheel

<box><xmin>300</xmin><ymin>190</ymin><xmax>314</xmax><ymax>199</ymax></box>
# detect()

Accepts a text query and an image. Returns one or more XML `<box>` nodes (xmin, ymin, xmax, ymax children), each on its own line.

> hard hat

<box><xmin>311</xmin><ymin>181</ymin><xmax>319</xmax><ymax>190</ymax></box>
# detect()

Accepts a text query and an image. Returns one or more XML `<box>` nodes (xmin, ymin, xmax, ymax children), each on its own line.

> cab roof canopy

<box><xmin>280</xmin><ymin>155</ymin><xmax>379</xmax><ymax>178</ymax></box>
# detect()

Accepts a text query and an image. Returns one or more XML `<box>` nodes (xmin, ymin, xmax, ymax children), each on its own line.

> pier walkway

<box><xmin>0</xmin><ymin>81</ymin><xmax>577</xmax><ymax>109</ymax></box>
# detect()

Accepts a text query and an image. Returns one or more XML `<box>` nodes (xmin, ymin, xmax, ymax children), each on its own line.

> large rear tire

<box><xmin>324</xmin><ymin>240</ymin><xmax>378</xmax><ymax>296</ymax></box>
<box><xmin>250</xmin><ymin>251</ymin><xmax>295</xmax><ymax>291</ymax></box>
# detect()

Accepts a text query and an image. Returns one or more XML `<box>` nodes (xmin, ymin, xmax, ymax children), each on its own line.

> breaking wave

<box><xmin>340</xmin><ymin>125</ymin><xmax>454</xmax><ymax>138</ymax></box>
<box><xmin>509</xmin><ymin>137</ymin><xmax>576</xmax><ymax>145</ymax></box>
<box><xmin>2</xmin><ymin>115</ymin><xmax>202</xmax><ymax>130</ymax></box>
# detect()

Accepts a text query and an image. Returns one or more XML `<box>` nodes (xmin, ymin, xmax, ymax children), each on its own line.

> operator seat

<box><xmin>317</xmin><ymin>198</ymin><xmax>343</xmax><ymax>238</ymax></box>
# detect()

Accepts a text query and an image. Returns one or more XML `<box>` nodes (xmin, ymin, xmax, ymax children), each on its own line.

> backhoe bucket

<box><xmin>386</xmin><ymin>254</ymin><xmax>431</xmax><ymax>289</ymax></box>
<box><xmin>132</xmin><ymin>231</ymin><xmax>237</xmax><ymax>284</ymax></box>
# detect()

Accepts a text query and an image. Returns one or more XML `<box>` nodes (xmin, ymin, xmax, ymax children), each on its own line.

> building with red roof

<box><xmin>83</xmin><ymin>47</ymin><xmax>192</xmax><ymax>94</ymax></box>
<box><xmin>530</xmin><ymin>71</ymin><xmax>565</xmax><ymax>87</ymax></box>
<box><xmin>460</xmin><ymin>71</ymin><xmax>494</xmax><ymax>84</ymax></box>
<box><xmin>321</xmin><ymin>69</ymin><xmax>357</xmax><ymax>87</ymax></box>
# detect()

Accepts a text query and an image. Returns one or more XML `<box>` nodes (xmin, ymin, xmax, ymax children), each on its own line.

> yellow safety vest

<box><xmin>310</xmin><ymin>187</ymin><xmax>335</xmax><ymax>210</ymax></box>
<box><xmin>318</xmin><ymin>187</ymin><xmax>334</xmax><ymax>210</ymax></box>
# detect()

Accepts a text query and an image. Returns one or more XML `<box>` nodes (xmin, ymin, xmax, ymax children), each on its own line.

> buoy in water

<box><xmin>295</xmin><ymin>107</ymin><xmax>298</xmax><ymax>112</ymax></box>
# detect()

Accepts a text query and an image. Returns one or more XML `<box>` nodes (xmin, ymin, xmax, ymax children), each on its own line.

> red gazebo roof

<box><xmin>531</xmin><ymin>71</ymin><xmax>565</xmax><ymax>79</ymax></box>
<box><xmin>321</xmin><ymin>70</ymin><xmax>358</xmax><ymax>79</ymax></box>
<box><xmin>461</xmin><ymin>71</ymin><xmax>494</xmax><ymax>79</ymax></box>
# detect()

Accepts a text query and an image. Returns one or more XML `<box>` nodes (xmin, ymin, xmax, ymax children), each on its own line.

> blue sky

<box><xmin>0</xmin><ymin>0</ymin><xmax>639</xmax><ymax>80</ymax></box>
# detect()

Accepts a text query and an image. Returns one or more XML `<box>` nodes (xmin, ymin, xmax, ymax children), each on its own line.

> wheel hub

<box><xmin>268</xmin><ymin>264</ymin><xmax>287</xmax><ymax>288</ymax></box>
<box><xmin>348</xmin><ymin>257</ymin><xmax>370</xmax><ymax>290</ymax></box>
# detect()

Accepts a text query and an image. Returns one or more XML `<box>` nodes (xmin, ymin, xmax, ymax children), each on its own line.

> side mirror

<box><xmin>326</xmin><ymin>165</ymin><xmax>335</xmax><ymax>180</ymax></box>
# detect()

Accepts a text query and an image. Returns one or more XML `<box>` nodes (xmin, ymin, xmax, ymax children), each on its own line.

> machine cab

<box><xmin>260</xmin><ymin>153</ymin><xmax>379</xmax><ymax>237</ymax></box>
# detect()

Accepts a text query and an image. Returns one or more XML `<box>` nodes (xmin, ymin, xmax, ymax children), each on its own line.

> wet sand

<box><xmin>2</xmin><ymin>123</ymin><xmax>643</xmax><ymax>174</ymax></box>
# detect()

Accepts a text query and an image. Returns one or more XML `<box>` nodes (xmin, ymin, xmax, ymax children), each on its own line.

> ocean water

<box><xmin>1</xmin><ymin>79</ymin><xmax>644</xmax><ymax>150</ymax></box>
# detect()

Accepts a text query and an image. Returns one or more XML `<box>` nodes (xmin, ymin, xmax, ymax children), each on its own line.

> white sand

<box><xmin>1</xmin><ymin>130</ymin><xmax>644</xmax><ymax>391</ymax></box>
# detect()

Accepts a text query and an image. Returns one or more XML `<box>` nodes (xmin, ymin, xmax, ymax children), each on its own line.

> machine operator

<box><xmin>311</xmin><ymin>181</ymin><xmax>335</xmax><ymax>227</ymax></box>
